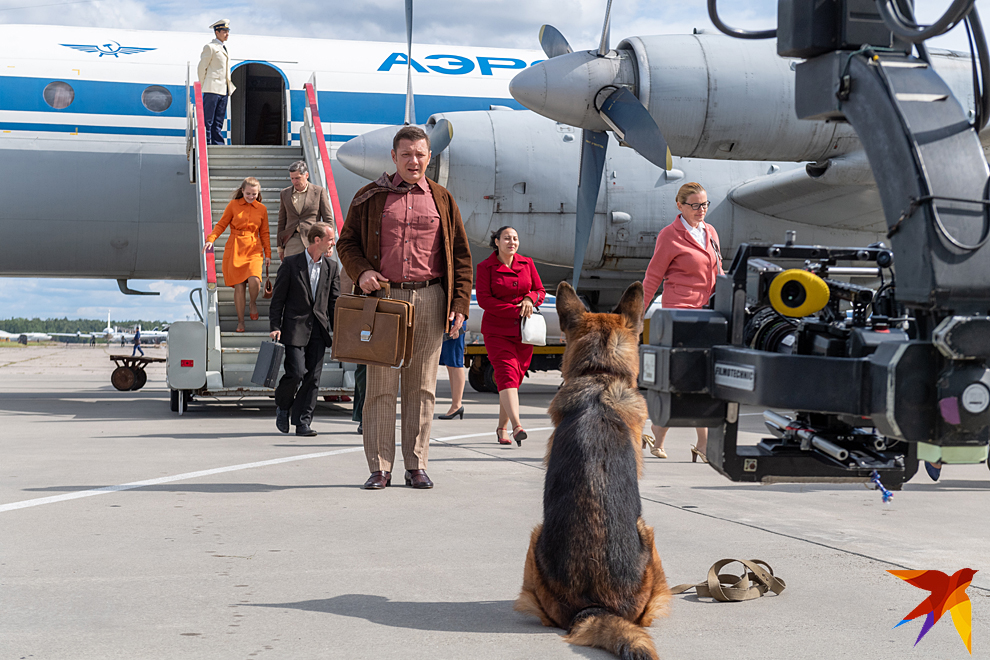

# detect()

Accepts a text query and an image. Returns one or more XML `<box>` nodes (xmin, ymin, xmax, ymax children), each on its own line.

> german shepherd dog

<box><xmin>514</xmin><ymin>281</ymin><xmax>670</xmax><ymax>660</ymax></box>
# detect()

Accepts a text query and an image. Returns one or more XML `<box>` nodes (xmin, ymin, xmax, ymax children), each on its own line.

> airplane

<box><xmin>0</xmin><ymin>330</ymin><xmax>52</xmax><ymax>342</ymax></box>
<box><xmin>0</xmin><ymin>21</ymin><xmax>985</xmax><ymax>311</ymax></box>
<box><xmin>49</xmin><ymin>312</ymin><xmax>168</xmax><ymax>344</ymax></box>
<box><xmin>502</xmin><ymin>21</ymin><xmax>990</xmax><ymax>291</ymax></box>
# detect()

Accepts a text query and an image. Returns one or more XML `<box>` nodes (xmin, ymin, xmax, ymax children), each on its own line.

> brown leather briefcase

<box><xmin>331</xmin><ymin>282</ymin><xmax>415</xmax><ymax>369</ymax></box>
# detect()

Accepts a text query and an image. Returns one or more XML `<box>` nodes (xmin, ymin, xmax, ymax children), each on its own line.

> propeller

<box><xmin>404</xmin><ymin>0</ymin><xmax>415</xmax><ymax>125</ymax></box>
<box><xmin>336</xmin><ymin>0</ymin><xmax>452</xmax><ymax>179</ymax></box>
<box><xmin>538</xmin><ymin>24</ymin><xmax>572</xmax><ymax>58</ymax></box>
<box><xmin>535</xmin><ymin>4</ymin><xmax>672</xmax><ymax>289</ymax></box>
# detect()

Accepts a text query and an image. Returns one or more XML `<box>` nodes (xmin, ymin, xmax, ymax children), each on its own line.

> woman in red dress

<box><xmin>476</xmin><ymin>226</ymin><xmax>546</xmax><ymax>446</ymax></box>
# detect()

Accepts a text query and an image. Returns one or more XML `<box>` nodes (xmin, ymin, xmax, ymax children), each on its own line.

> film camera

<box><xmin>639</xmin><ymin>240</ymin><xmax>990</xmax><ymax>487</ymax></box>
<box><xmin>673</xmin><ymin>0</ymin><xmax>990</xmax><ymax>486</ymax></box>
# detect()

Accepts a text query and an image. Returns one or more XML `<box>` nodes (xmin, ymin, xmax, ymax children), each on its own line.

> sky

<box><xmin>0</xmin><ymin>0</ymin><xmax>980</xmax><ymax>322</ymax></box>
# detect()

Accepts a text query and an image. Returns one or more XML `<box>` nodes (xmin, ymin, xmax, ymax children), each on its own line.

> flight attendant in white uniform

<box><xmin>197</xmin><ymin>19</ymin><xmax>236</xmax><ymax>145</ymax></box>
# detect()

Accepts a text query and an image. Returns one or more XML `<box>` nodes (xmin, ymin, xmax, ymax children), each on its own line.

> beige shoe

<box><xmin>642</xmin><ymin>435</ymin><xmax>667</xmax><ymax>458</ymax></box>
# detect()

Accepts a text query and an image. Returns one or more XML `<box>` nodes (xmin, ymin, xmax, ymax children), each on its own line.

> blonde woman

<box><xmin>642</xmin><ymin>182</ymin><xmax>723</xmax><ymax>461</ymax></box>
<box><xmin>204</xmin><ymin>177</ymin><xmax>271</xmax><ymax>332</ymax></box>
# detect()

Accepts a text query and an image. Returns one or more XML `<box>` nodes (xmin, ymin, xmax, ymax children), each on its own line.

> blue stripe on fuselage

<box><xmin>0</xmin><ymin>77</ymin><xmax>524</xmax><ymax>135</ymax></box>
<box><xmin>0</xmin><ymin>77</ymin><xmax>186</xmax><ymax>117</ymax></box>
<box><xmin>0</xmin><ymin>121</ymin><xmax>185</xmax><ymax>136</ymax></box>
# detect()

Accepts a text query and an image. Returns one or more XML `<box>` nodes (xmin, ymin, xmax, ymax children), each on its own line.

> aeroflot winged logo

<box><xmin>888</xmin><ymin>568</ymin><xmax>979</xmax><ymax>654</ymax></box>
<box><xmin>60</xmin><ymin>41</ymin><xmax>156</xmax><ymax>57</ymax></box>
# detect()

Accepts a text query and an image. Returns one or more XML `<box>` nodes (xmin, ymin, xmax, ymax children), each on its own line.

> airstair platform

<box><xmin>167</xmin><ymin>80</ymin><xmax>352</xmax><ymax>412</ymax></box>
<box><xmin>204</xmin><ymin>145</ymin><xmax>354</xmax><ymax>393</ymax></box>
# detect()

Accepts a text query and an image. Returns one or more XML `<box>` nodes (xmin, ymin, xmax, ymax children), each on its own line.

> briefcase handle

<box><xmin>350</xmin><ymin>280</ymin><xmax>392</xmax><ymax>299</ymax></box>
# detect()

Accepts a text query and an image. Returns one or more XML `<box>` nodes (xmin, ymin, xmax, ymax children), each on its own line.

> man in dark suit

<box><xmin>277</xmin><ymin>161</ymin><xmax>334</xmax><ymax>260</ymax></box>
<box><xmin>269</xmin><ymin>222</ymin><xmax>340</xmax><ymax>436</ymax></box>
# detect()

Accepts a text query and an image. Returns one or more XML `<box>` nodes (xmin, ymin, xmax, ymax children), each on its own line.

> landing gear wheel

<box><xmin>468</xmin><ymin>366</ymin><xmax>486</xmax><ymax>393</ymax></box>
<box><xmin>111</xmin><ymin>366</ymin><xmax>136</xmax><ymax>391</ymax></box>
<box><xmin>130</xmin><ymin>368</ymin><xmax>148</xmax><ymax>391</ymax></box>
<box><xmin>483</xmin><ymin>361</ymin><xmax>498</xmax><ymax>394</ymax></box>
<box><xmin>469</xmin><ymin>355</ymin><xmax>492</xmax><ymax>393</ymax></box>
<box><xmin>169</xmin><ymin>389</ymin><xmax>192</xmax><ymax>413</ymax></box>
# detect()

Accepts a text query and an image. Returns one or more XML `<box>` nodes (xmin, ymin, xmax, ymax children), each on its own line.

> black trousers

<box><xmin>202</xmin><ymin>92</ymin><xmax>228</xmax><ymax>145</ymax></box>
<box><xmin>275</xmin><ymin>334</ymin><xmax>326</xmax><ymax>427</ymax></box>
<box><xmin>351</xmin><ymin>364</ymin><xmax>366</xmax><ymax>423</ymax></box>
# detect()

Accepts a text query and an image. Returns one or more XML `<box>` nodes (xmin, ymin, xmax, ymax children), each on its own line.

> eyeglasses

<box><xmin>686</xmin><ymin>201</ymin><xmax>711</xmax><ymax>211</ymax></box>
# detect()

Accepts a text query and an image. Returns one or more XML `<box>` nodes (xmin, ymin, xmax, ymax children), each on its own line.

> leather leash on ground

<box><xmin>669</xmin><ymin>559</ymin><xmax>786</xmax><ymax>602</ymax></box>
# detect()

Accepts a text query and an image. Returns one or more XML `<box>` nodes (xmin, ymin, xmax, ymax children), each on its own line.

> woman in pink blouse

<box><xmin>642</xmin><ymin>182</ymin><xmax>724</xmax><ymax>462</ymax></box>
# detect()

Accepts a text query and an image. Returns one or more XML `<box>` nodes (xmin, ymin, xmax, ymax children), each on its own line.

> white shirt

<box><xmin>680</xmin><ymin>216</ymin><xmax>707</xmax><ymax>248</ymax></box>
<box><xmin>305</xmin><ymin>249</ymin><xmax>321</xmax><ymax>297</ymax></box>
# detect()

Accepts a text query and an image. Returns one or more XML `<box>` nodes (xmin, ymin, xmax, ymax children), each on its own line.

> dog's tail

<box><xmin>565</xmin><ymin>606</ymin><xmax>658</xmax><ymax>660</ymax></box>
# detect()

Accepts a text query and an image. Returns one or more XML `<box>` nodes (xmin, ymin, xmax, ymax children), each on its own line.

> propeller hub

<box><xmin>509</xmin><ymin>50</ymin><xmax>634</xmax><ymax>132</ymax></box>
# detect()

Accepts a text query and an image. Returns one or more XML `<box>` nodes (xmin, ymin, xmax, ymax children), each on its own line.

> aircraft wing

<box><xmin>727</xmin><ymin>151</ymin><xmax>887</xmax><ymax>233</ymax></box>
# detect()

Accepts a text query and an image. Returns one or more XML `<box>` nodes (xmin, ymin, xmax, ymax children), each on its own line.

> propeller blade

<box><xmin>539</xmin><ymin>24</ymin><xmax>573</xmax><ymax>59</ymax></box>
<box><xmin>428</xmin><ymin>118</ymin><xmax>453</xmax><ymax>156</ymax></box>
<box><xmin>598</xmin><ymin>86</ymin><xmax>673</xmax><ymax>170</ymax></box>
<box><xmin>404</xmin><ymin>0</ymin><xmax>416</xmax><ymax>125</ymax></box>
<box><xmin>573</xmin><ymin>129</ymin><xmax>608</xmax><ymax>289</ymax></box>
<box><xmin>598</xmin><ymin>0</ymin><xmax>614</xmax><ymax>57</ymax></box>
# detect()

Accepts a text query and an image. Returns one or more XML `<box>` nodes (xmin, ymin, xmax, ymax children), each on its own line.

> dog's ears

<box><xmin>556</xmin><ymin>281</ymin><xmax>586</xmax><ymax>333</ymax></box>
<box><xmin>612</xmin><ymin>282</ymin><xmax>644</xmax><ymax>335</ymax></box>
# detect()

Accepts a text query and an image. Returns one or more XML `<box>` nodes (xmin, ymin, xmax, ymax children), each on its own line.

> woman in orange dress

<box><xmin>203</xmin><ymin>177</ymin><xmax>271</xmax><ymax>332</ymax></box>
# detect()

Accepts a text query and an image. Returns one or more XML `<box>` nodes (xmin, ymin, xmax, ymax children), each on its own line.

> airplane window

<box><xmin>141</xmin><ymin>85</ymin><xmax>172</xmax><ymax>113</ymax></box>
<box><xmin>43</xmin><ymin>81</ymin><xmax>74</xmax><ymax>110</ymax></box>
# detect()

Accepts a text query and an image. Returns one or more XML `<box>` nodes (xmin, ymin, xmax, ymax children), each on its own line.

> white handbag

<box><xmin>520</xmin><ymin>311</ymin><xmax>547</xmax><ymax>346</ymax></box>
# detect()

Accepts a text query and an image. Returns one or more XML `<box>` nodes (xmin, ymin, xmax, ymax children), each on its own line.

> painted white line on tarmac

<box><xmin>0</xmin><ymin>428</ymin><xmax>555</xmax><ymax>513</ymax></box>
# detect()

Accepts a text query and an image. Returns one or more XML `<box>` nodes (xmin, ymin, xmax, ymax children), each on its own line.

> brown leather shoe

<box><xmin>404</xmin><ymin>469</ymin><xmax>433</xmax><ymax>489</ymax></box>
<box><xmin>362</xmin><ymin>471</ymin><xmax>391</xmax><ymax>490</ymax></box>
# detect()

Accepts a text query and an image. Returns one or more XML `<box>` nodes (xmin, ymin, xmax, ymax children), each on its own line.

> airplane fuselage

<box><xmin>0</xmin><ymin>24</ymin><xmax>540</xmax><ymax>280</ymax></box>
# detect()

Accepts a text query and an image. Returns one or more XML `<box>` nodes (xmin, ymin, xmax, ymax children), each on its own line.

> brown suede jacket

<box><xmin>337</xmin><ymin>177</ymin><xmax>473</xmax><ymax>326</ymax></box>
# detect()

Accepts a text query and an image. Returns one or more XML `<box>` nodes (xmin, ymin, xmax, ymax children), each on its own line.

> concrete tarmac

<box><xmin>2</xmin><ymin>345</ymin><xmax>988</xmax><ymax>659</ymax></box>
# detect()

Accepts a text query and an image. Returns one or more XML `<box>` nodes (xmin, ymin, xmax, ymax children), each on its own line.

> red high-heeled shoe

<box><xmin>513</xmin><ymin>426</ymin><xmax>528</xmax><ymax>446</ymax></box>
<box><xmin>496</xmin><ymin>427</ymin><xmax>511</xmax><ymax>445</ymax></box>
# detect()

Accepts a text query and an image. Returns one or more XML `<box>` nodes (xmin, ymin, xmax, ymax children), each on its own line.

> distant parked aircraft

<box><xmin>49</xmin><ymin>311</ymin><xmax>168</xmax><ymax>344</ymax></box>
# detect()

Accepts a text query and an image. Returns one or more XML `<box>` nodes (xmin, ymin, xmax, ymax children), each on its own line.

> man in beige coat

<box><xmin>277</xmin><ymin>161</ymin><xmax>335</xmax><ymax>259</ymax></box>
<box><xmin>197</xmin><ymin>19</ymin><xmax>236</xmax><ymax>145</ymax></box>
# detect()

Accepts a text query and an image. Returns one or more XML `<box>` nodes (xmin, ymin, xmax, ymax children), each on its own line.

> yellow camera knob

<box><xmin>768</xmin><ymin>270</ymin><xmax>830</xmax><ymax>317</ymax></box>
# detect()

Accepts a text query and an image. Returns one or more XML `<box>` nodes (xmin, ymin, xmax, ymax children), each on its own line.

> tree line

<box><xmin>0</xmin><ymin>318</ymin><xmax>170</xmax><ymax>333</ymax></box>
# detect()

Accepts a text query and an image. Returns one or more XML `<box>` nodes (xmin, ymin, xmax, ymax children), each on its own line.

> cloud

<box><xmin>0</xmin><ymin>278</ymin><xmax>198</xmax><ymax>322</ymax></box>
<box><xmin>3</xmin><ymin>0</ymin><xmax>975</xmax><ymax>50</ymax></box>
<box><xmin>0</xmin><ymin>0</ymin><xmax>978</xmax><ymax>321</ymax></box>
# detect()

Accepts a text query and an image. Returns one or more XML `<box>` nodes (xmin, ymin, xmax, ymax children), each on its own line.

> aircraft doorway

<box><xmin>230</xmin><ymin>63</ymin><xmax>287</xmax><ymax>145</ymax></box>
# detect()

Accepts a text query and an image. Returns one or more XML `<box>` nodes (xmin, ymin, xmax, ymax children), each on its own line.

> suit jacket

<box><xmin>642</xmin><ymin>215</ymin><xmax>723</xmax><ymax>309</ymax></box>
<box><xmin>277</xmin><ymin>185</ymin><xmax>334</xmax><ymax>248</ymax></box>
<box><xmin>269</xmin><ymin>251</ymin><xmax>340</xmax><ymax>347</ymax></box>
<box><xmin>475</xmin><ymin>252</ymin><xmax>546</xmax><ymax>339</ymax></box>
<box><xmin>197</xmin><ymin>38</ymin><xmax>236</xmax><ymax>96</ymax></box>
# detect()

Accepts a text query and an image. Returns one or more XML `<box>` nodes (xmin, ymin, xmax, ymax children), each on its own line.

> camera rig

<box><xmin>641</xmin><ymin>0</ymin><xmax>990</xmax><ymax>486</ymax></box>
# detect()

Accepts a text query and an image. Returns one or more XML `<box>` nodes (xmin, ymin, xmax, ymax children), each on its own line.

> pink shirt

<box><xmin>379</xmin><ymin>174</ymin><xmax>444</xmax><ymax>283</ymax></box>
<box><xmin>642</xmin><ymin>215</ymin><xmax>724</xmax><ymax>309</ymax></box>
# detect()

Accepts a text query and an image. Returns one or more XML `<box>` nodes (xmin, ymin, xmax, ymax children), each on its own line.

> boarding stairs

<box><xmin>169</xmin><ymin>77</ymin><xmax>352</xmax><ymax>406</ymax></box>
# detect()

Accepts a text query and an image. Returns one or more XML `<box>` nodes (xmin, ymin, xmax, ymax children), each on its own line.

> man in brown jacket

<box><xmin>337</xmin><ymin>125</ymin><xmax>472</xmax><ymax>491</ymax></box>
<box><xmin>277</xmin><ymin>161</ymin><xmax>334</xmax><ymax>259</ymax></box>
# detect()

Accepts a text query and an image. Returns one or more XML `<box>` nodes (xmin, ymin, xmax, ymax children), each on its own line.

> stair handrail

<box><xmin>193</xmin><ymin>81</ymin><xmax>217</xmax><ymax>288</ymax></box>
<box><xmin>303</xmin><ymin>76</ymin><xmax>344</xmax><ymax>233</ymax></box>
<box><xmin>193</xmin><ymin>81</ymin><xmax>221</xmax><ymax>374</ymax></box>
<box><xmin>185</xmin><ymin>63</ymin><xmax>194</xmax><ymax>181</ymax></box>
